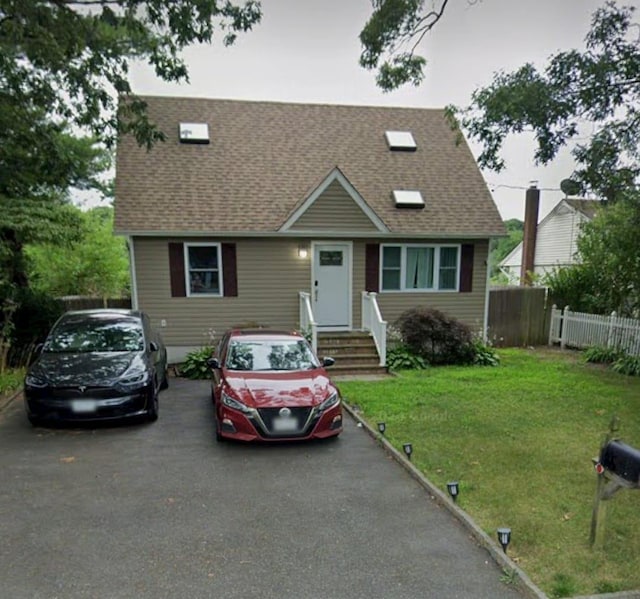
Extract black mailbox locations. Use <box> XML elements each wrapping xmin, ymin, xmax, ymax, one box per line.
<box><xmin>600</xmin><ymin>440</ymin><xmax>640</xmax><ymax>484</ymax></box>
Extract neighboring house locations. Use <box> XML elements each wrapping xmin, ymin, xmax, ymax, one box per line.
<box><xmin>500</xmin><ymin>198</ymin><xmax>599</xmax><ymax>285</ymax></box>
<box><xmin>114</xmin><ymin>96</ymin><xmax>505</xmax><ymax>362</ymax></box>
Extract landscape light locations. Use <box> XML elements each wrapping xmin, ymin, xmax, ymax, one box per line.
<box><xmin>497</xmin><ymin>528</ymin><xmax>512</xmax><ymax>553</ymax></box>
<box><xmin>377</xmin><ymin>422</ymin><xmax>386</xmax><ymax>435</ymax></box>
<box><xmin>403</xmin><ymin>443</ymin><xmax>413</xmax><ymax>460</ymax></box>
<box><xmin>446</xmin><ymin>481</ymin><xmax>460</xmax><ymax>503</ymax></box>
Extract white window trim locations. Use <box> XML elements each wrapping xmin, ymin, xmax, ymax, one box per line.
<box><xmin>184</xmin><ymin>242</ymin><xmax>224</xmax><ymax>298</ymax></box>
<box><xmin>380</xmin><ymin>243</ymin><xmax>461</xmax><ymax>293</ymax></box>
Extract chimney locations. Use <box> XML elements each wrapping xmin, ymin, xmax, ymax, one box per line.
<box><xmin>520</xmin><ymin>182</ymin><xmax>540</xmax><ymax>286</ymax></box>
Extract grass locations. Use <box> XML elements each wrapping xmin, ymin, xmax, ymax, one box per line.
<box><xmin>337</xmin><ymin>348</ymin><xmax>640</xmax><ymax>597</ymax></box>
<box><xmin>0</xmin><ymin>367</ymin><xmax>24</xmax><ymax>400</ymax></box>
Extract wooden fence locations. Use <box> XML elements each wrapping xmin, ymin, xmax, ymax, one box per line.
<box><xmin>549</xmin><ymin>306</ymin><xmax>640</xmax><ymax>356</ymax></box>
<box><xmin>59</xmin><ymin>297</ymin><xmax>132</xmax><ymax>311</ymax></box>
<box><xmin>487</xmin><ymin>287</ymin><xmax>551</xmax><ymax>347</ymax></box>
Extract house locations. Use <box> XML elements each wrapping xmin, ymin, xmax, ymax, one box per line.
<box><xmin>499</xmin><ymin>198</ymin><xmax>599</xmax><ymax>285</ymax></box>
<box><xmin>114</xmin><ymin>96</ymin><xmax>505</xmax><ymax>364</ymax></box>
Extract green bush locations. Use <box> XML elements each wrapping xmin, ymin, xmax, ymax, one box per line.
<box><xmin>583</xmin><ymin>345</ymin><xmax>625</xmax><ymax>364</ymax></box>
<box><xmin>395</xmin><ymin>307</ymin><xmax>475</xmax><ymax>366</ymax></box>
<box><xmin>612</xmin><ymin>354</ymin><xmax>640</xmax><ymax>377</ymax></box>
<box><xmin>180</xmin><ymin>346</ymin><xmax>215</xmax><ymax>379</ymax></box>
<box><xmin>386</xmin><ymin>345</ymin><xmax>427</xmax><ymax>371</ymax></box>
<box><xmin>471</xmin><ymin>338</ymin><xmax>500</xmax><ymax>366</ymax></box>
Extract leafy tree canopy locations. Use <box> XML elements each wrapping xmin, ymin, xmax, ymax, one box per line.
<box><xmin>545</xmin><ymin>195</ymin><xmax>640</xmax><ymax>315</ymax></box>
<box><xmin>0</xmin><ymin>0</ymin><xmax>262</xmax><ymax>148</ymax></box>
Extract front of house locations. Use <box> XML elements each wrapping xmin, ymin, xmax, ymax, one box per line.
<box><xmin>115</xmin><ymin>97</ymin><xmax>505</xmax><ymax>363</ymax></box>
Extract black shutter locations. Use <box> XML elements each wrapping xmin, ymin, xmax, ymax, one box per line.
<box><xmin>168</xmin><ymin>243</ymin><xmax>186</xmax><ymax>297</ymax></box>
<box><xmin>459</xmin><ymin>244</ymin><xmax>474</xmax><ymax>293</ymax></box>
<box><xmin>365</xmin><ymin>244</ymin><xmax>380</xmax><ymax>292</ymax></box>
<box><xmin>222</xmin><ymin>243</ymin><xmax>238</xmax><ymax>297</ymax></box>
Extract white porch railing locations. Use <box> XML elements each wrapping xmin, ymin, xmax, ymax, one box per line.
<box><xmin>298</xmin><ymin>292</ymin><xmax>318</xmax><ymax>356</ymax></box>
<box><xmin>361</xmin><ymin>291</ymin><xmax>387</xmax><ymax>366</ymax></box>
<box><xmin>549</xmin><ymin>305</ymin><xmax>640</xmax><ymax>356</ymax></box>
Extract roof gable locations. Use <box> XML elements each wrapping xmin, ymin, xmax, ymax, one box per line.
<box><xmin>280</xmin><ymin>168</ymin><xmax>388</xmax><ymax>233</ymax></box>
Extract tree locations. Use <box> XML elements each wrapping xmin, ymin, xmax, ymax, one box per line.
<box><xmin>489</xmin><ymin>219</ymin><xmax>523</xmax><ymax>279</ymax></box>
<box><xmin>1</xmin><ymin>0</ymin><xmax>261</xmax><ymax>148</ymax></box>
<box><xmin>455</xmin><ymin>2</ymin><xmax>640</xmax><ymax>201</ymax></box>
<box><xmin>26</xmin><ymin>206</ymin><xmax>130</xmax><ymax>300</ymax></box>
<box><xmin>359</xmin><ymin>0</ymin><xmax>451</xmax><ymax>91</ymax></box>
<box><xmin>545</xmin><ymin>195</ymin><xmax>640</xmax><ymax>316</ymax></box>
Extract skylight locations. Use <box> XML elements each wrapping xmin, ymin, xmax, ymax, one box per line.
<box><xmin>393</xmin><ymin>190</ymin><xmax>424</xmax><ymax>208</ymax></box>
<box><xmin>385</xmin><ymin>131</ymin><xmax>417</xmax><ymax>151</ymax></box>
<box><xmin>179</xmin><ymin>123</ymin><xmax>210</xmax><ymax>144</ymax></box>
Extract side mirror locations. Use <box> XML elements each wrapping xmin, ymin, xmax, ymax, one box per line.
<box><xmin>207</xmin><ymin>357</ymin><xmax>220</xmax><ymax>369</ymax></box>
<box><xmin>34</xmin><ymin>343</ymin><xmax>44</xmax><ymax>355</ymax></box>
<box><xmin>149</xmin><ymin>341</ymin><xmax>159</xmax><ymax>352</ymax></box>
<box><xmin>322</xmin><ymin>357</ymin><xmax>335</xmax><ymax>368</ymax></box>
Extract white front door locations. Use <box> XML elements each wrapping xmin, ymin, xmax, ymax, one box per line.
<box><xmin>312</xmin><ymin>242</ymin><xmax>351</xmax><ymax>329</ymax></box>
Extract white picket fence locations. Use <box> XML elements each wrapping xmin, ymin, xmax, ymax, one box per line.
<box><xmin>549</xmin><ymin>305</ymin><xmax>640</xmax><ymax>356</ymax></box>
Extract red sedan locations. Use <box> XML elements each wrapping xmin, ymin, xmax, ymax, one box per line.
<box><xmin>208</xmin><ymin>330</ymin><xmax>342</xmax><ymax>442</ymax></box>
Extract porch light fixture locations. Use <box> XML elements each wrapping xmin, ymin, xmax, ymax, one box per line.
<box><xmin>403</xmin><ymin>443</ymin><xmax>413</xmax><ymax>460</ymax></box>
<box><xmin>446</xmin><ymin>481</ymin><xmax>460</xmax><ymax>503</ymax></box>
<box><xmin>497</xmin><ymin>527</ymin><xmax>512</xmax><ymax>553</ymax></box>
<box><xmin>298</xmin><ymin>244</ymin><xmax>309</xmax><ymax>259</ymax></box>
<box><xmin>377</xmin><ymin>422</ymin><xmax>386</xmax><ymax>435</ymax></box>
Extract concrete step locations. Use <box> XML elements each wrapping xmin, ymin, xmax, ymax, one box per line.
<box><xmin>328</xmin><ymin>364</ymin><xmax>388</xmax><ymax>377</ymax></box>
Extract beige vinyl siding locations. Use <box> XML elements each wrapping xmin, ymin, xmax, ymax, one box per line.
<box><xmin>291</xmin><ymin>180</ymin><xmax>379</xmax><ymax>231</ymax></box>
<box><xmin>357</xmin><ymin>240</ymin><xmax>488</xmax><ymax>330</ymax></box>
<box><xmin>134</xmin><ymin>237</ymin><xmax>311</xmax><ymax>347</ymax></box>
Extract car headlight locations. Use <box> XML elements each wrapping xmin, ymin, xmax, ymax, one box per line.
<box><xmin>116</xmin><ymin>369</ymin><xmax>149</xmax><ymax>391</ymax></box>
<box><xmin>316</xmin><ymin>391</ymin><xmax>339</xmax><ymax>412</ymax></box>
<box><xmin>221</xmin><ymin>390</ymin><xmax>253</xmax><ymax>414</ymax></box>
<box><xmin>25</xmin><ymin>373</ymin><xmax>47</xmax><ymax>389</ymax></box>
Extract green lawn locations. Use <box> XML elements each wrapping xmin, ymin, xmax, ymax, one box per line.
<box><xmin>337</xmin><ymin>348</ymin><xmax>640</xmax><ymax>598</ymax></box>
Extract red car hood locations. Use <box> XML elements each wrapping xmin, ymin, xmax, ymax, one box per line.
<box><xmin>223</xmin><ymin>369</ymin><xmax>335</xmax><ymax>408</ymax></box>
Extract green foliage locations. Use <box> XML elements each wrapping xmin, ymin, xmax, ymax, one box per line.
<box><xmin>471</xmin><ymin>338</ymin><xmax>500</xmax><ymax>366</ymax></box>
<box><xmin>0</xmin><ymin>368</ymin><xmax>25</xmax><ymax>396</ymax></box>
<box><xmin>583</xmin><ymin>345</ymin><xmax>625</xmax><ymax>364</ymax></box>
<box><xmin>545</xmin><ymin>197</ymin><xmax>640</xmax><ymax>316</ymax></box>
<box><xmin>386</xmin><ymin>344</ymin><xmax>427</xmax><ymax>371</ymax></box>
<box><xmin>26</xmin><ymin>206</ymin><xmax>130</xmax><ymax>298</ymax></box>
<box><xmin>180</xmin><ymin>346</ymin><xmax>215</xmax><ymax>380</ymax></box>
<box><xmin>359</xmin><ymin>0</ymin><xmax>446</xmax><ymax>91</ymax></box>
<box><xmin>490</xmin><ymin>219</ymin><xmax>523</xmax><ymax>278</ymax></box>
<box><xmin>455</xmin><ymin>3</ymin><xmax>640</xmax><ymax>201</ymax></box>
<box><xmin>0</xmin><ymin>0</ymin><xmax>262</xmax><ymax>148</ymax></box>
<box><xmin>551</xmin><ymin>573</ymin><xmax>578</xmax><ymax>598</ymax></box>
<box><xmin>395</xmin><ymin>307</ymin><xmax>475</xmax><ymax>365</ymax></box>
<box><xmin>612</xmin><ymin>354</ymin><xmax>640</xmax><ymax>377</ymax></box>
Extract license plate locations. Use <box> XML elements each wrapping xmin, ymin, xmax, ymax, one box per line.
<box><xmin>71</xmin><ymin>399</ymin><xmax>97</xmax><ymax>413</ymax></box>
<box><xmin>272</xmin><ymin>416</ymin><xmax>298</xmax><ymax>432</ymax></box>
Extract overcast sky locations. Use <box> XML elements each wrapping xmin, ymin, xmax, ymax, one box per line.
<box><xmin>131</xmin><ymin>0</ymin><xmax>611</xmax><ymax>222</ymax></box>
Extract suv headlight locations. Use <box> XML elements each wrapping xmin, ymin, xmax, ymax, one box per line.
<box><xmin>316</xmin><ymin>391</ymin><xmax>339</xmax><ymax>412</ymax></box>
<box><xmin>25</xmin><ymin>373</ymin><xmax>47</xmax><ymax>389</ymax></box>
<box><xmin>221</xmin><ymin>390</ymin><xmax>253</xmax><ymax>414</ymax></box>
<box><xmin>116</xmin><ymin>369</ymin><xmax>149</xmax><ymax>391</ymax></box>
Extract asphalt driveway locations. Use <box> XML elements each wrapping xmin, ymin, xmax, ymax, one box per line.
<box><xmin>0</xmin><ymin>379</ymin><xmax>527</xmax><ymax>599</ymax></box>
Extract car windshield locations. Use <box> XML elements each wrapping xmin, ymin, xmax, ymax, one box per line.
<box><xmin>225</xmin><ymin>338</ymin><xmax>319</xmax><ymax>371</ymax></box>
<box><xmin>44</xmin><ymin>316</ymin><xmax>144</xmax><ymax>353</ymax></box>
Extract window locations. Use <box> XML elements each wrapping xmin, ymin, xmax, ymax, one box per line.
<box><xmin>185</xmin><ymin>243</ymin><xmax>222</xmax><ymax>296</ymax></box>
<box><xmin>381</xmin><ymin>245</ymin><xmax>459</xmax><ymax>291</ymax></box>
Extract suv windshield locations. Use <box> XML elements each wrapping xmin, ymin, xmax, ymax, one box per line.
<box><xmin>225</xmin><ymin>338</ymin><xmax>318</xmax><ymax>371</ymax></box>
<box><xmin>45</xmin><ymin>317</ymin><xmax>144</xmax><ymax>353</ymax></box>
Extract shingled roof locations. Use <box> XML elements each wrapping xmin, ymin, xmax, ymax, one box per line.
<box><xmin>114</xmin><ymin>96</ymin><xmax>505</xmax><ymax>238</ymax></box>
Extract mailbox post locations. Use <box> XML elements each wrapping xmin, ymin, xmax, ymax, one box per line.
<box><xmin>590</xmin><ymin>417</ymin><xmax>640</xmax><ymax>548</ymax></box>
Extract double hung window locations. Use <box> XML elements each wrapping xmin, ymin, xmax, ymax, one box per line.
<box><xmin>185</xmin><ymin>243</ymin><xmax>222</xmax><ymax>296</ymax></box>
<box><xmin>381</xmin><ymin>245</ymin><xmax>459</xmax><ymax>291</ymax></box>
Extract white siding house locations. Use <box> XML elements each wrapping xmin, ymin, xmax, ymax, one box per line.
<box><xmin>500</xmin><ymin>199</ymin><xmax>599</xmax><ymax>284</ymax></box>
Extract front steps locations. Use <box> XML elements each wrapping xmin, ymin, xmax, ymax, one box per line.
<box><xmin>317</xmin><ymin>331</ymin><xmax>388</xmax><ymax>377</ymax></box>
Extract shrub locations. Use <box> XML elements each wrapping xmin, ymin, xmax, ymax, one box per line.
<box><xmin>612</xmin><ymin>354</ymin><xmax>640</xmax><ymax>377</ymax></box>
<box><xmin>471</xmin><ymin>337</ymin><xmax>500</xmax><ymax>366</ymax></box>
<box><xmin>395</xmin><ymin>307</ymin><xmax>475</xmax><ymax>365</ymax></box>
<box><xmin>583</xmin><ymin>345</ymin><xmax>625</xmax><ymax>364</ymax></box>
<box><xmin>179</xmin><ymin>346</ymin><xmax>215</xmax><ymax>379</ymax></box>
<box><xmin>386</xmin><ymin>345</ymin><xmax>427</xmax><ymax>371</ymax></box>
